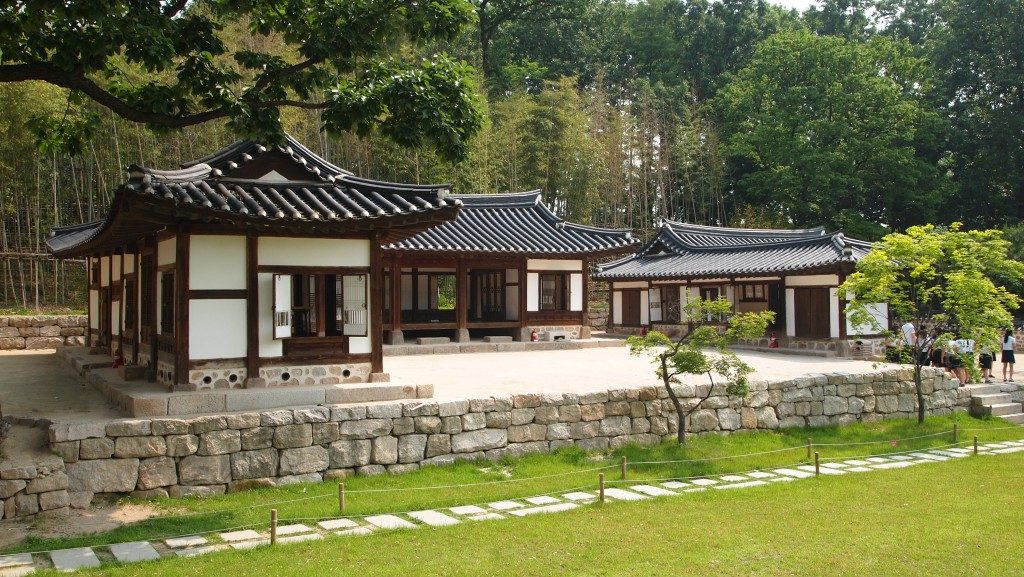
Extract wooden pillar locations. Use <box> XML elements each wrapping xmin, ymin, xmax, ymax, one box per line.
<box><xmin>370</xmin><ymin>234</ymin><xmax>385</xmax><ymax>373</ymax></box>
<box><xmin>246</xmin><ymin>235</ymin><xmax>259</xmax><ymax>384</ymax></box>
<box><xmin>389</xmin><ymin>256</ymin><xmax>402</xmax><ymax>344</ymax></box>
<box><xmin>106</xmin><ymin>250</ymin><xmax>113</xmax><ymax>352</ymax></box>
<box><xmin>837</xmin><ymin>270</ymin><xmax>848</xmax><ymax>340</ymax></box>
<box><xmin>606</xmin><ymin>279</ymin><xmax>613</xmax><ymax>330</ymax></box>
<box><xmin>581</xmin><ymin>258</ymin><xmax>591</xmax><ymax>338</ymax></box>
<box><xmin>455</xmin><ymin>257</ymin><xmax>469</xmax><ymax>342</ymax></box>
<box><xmin>174</xmin><ymin>230</ymin><xmax>190</xmax><ymax>389</ymax></box>
<box><xmin>518</xmin><ymin>258</ymin><xmax>528</xmax><ymax>341</ymax></box>
<box><xmin>147</xmin><ymin>237</ymin><xmax>159</xmax><ymax>381</ymax></box>
<box><xmin>85</xmin><ymin>256</ymin><xmax>92</xmax><ymax>347</ymax></box>
<box><xmin>133</xmin><ymin>246</ymin><xmax>141</xmax><ymax>365</ymax></box>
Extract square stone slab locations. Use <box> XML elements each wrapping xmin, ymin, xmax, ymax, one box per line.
<box><xmin>629</xmin><ymin>485</ymin><xmax>677</xmax><ymax>497</ymax></box>
<box><xmin>910</xmin><ymin>452</ymin><xmax>947</xmax><ymax>461</ymax></box>
<box><xmin>871</xmin><ymin>461</ymin><xmax>914</xmax><ymax>469</ymax></box>
<box><xmin>407</xmin><ymin>510</ymin><xmax>460</xmax><ymax>527</ymax></box>
<box><xmin>279</xmin><ymin>534</ymin><xmax>323</xmax><ymax>545</ymax></box>
<box><xmin>796</xmin><ymin>465</ymin><xmax>845</xmax><ymax>475</ymax></box>
<box><xmin>175</xmin><ymin>546</ymin><xmax>223</xmax><ymax>558</ymax></box>
<box><xmin>365</xmin><ymin>514</ymin><xmax>417</xmax><ymax>530</ymax></box>
<box><xmin>275</xmin><ymin>524</ymin><xmax>313</xmax><ymax>536</ymax></box>
<box><xmin>888</xmin><ymin>455</ymin><xmax>914</xmax><ymax>462</ymax></box>
<box><xmin>602</xmin><ymin>488</ymin><xmax>646</xmax><ymax>501</ymax></box>
<box><xmin>684</xmin><ymin>487</ymin><xmax>707</xmax><ymax>492</ymax></box>
<box><xmin>109</xmin><ymin>541</ymin><xmax>160</xmax><ymax>563</ymax></box>
<box><xmin>719</xmin><ymin>475</ymin><xmax>748</xmax><ymax>482</ymax></box>
<box><xmin>220</xmin><ymin>530</ymin><xmax>263</xmax><ymax>543</ymax></box>
<box><xmin>0</xmin><ymin>566</ymin><xmax>35</xmax><ymax>576</ymax></box>
<box><xmin>844</xmin><ymin>460</ymin><xmax>871</xmax><ymax>466</ymax></box>
<box><xmin>714</xmin><ymin>480</ymin><xmax>767</xmax><ymax>489</ymax></box>
<box><xmin>846</xmin><ymin>467</ymin><xmax>873</xmax><ymax>473</ymax></box>
<box><xmin>318</xmin><ymin>519</ymin><xmax>360</xmax><ymax>530</ymax></box>
<box><xmin>745</xmin><ymin>471</ymin><xmax>775</xmax><ymax>479</ymax></box>
<box><xmin>165</xmin><ymin>536</ymin><xmax>208</xmax><ymax>548</ymax></box>
<box><xmin>507</xmin><ymin>503</ymin><xmax>577</xmax><ymax>517</ymax></box>
<box><xmin>467</xmin><ymin>513</ymin><xmax>505</xmax><ymax>521</ymax></box>
<box><xmin>768</xmin><ymin>476</ymin><xmax>795</xmax><ymax>482</ymax></box>
<box><xmin>0</xmin><ymin>554</ymin><xmax>33</xmax><ymax>569</ymax></box>
<box><xmin>50</xmin><ymin>548</ymin><xmax>101</xmax><ymax>572</ymax></box>
<box><xmin>689</xmin><ymin>478</ymin><xmax>719</xmax><ymax>486</ymax></box>
<box><xmin>336</xmin><ymin>527</ymin><xmax>374</xmax><ymax>537</ymax></box>
<box><xmin>865</xmin><ymin>457</ymin><xmax>891</xmax><ymax>463</ymax></box>
<box><xmin>562</xmin><ymin>492</ymin><xmax>596</xmax><ymax>501</ymax></box>
<box><xmin>488</xmin><ymin>500</ymin><xmax>524</xmax><ymax>511</ymax></box>
<box><xmin>524</xmin><ymin>496</ymin><xmax>561</xmax><ymax>505</ymax></box>
<box><xmin>773</xmin><ymin>468</ymin><xmax>814</xmax><ymax>479</ymax></box>
<box><xmin>820</xmin><ymin>462</ymin><xmax>850</xmax><ymax>468</ymax></box>
<box><xmin>660</xmin><ymin>481</ymin><xmax>689</xmax><ymax>489</ymax></box>
<box><xmin>449</xmin><ymin>505</ymin><xmax>488</xmax><ymax>516</ymax></box>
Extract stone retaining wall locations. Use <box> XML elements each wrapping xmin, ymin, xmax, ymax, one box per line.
<box><xmin>0</xmin><ymin>454</ymin><xmax>70</xmax><ymax>519</ymax></box>
<box><xmin>0</xmin><ymin>315</ymin><xmax>87</xmax><ymax>350</ymax></box>
<box><xmin>45</xmin><ymin>367</ymin><xmax>965</xmax><ymax>509</ymax></box>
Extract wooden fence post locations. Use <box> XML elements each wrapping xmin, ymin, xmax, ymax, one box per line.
<box><xmin>953</xmin><ymin>424</ymin><xmax>958</xmax><ymax>444</ymax></box>
<box><xmin>599</xmin><ymin>473</ymin><xmax>605</xmax><ymax>504</ymax></box>
<box><xmin>973</xmin><ymin>436</ymin><xmax>978</xmax><ymax>456</ymax></box>
<box><xmin>814</xmin><ymin>452</ymin><xmax>820</xmax><ymax>477</ymax></box>
<box><xmin>339</xmin><ymin>482</ymin><xmax>345</xmax><ymax>514</ymax></box>
<box><xmin>806</xmin><ymin>438</ymin><xmax>812</xmax><ymax>460</ymax></box>
<box><xmin>270</xmin><ymin>509</ymin><xmax>278</xmax><ymax>546</ymax></box>
<box><xmin>620</xmin><ymin>456</ymin><xmax>627</xmax><ymax>481</ymax></box>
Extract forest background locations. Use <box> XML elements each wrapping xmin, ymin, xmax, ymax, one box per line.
<box><xmin>1</xmin><ymin>0</ymin><xmax>1023</xmax><ymax>310</ymax></box>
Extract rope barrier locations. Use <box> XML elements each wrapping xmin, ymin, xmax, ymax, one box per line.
<box><xmin>809</xmin><ymin>429</ymin><xmax>954</xmax><ymax>446</ymax></box>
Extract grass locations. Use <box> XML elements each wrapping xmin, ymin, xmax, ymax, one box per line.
<box><xmin>43</xmin><ymin>433</ymin><xmax>1024</xmax><ymax>576</ymax></box>
<box><xmin>4</xmin><ymin>414</ymin><xmax>1021</xmax><ymax>560</ymax></box>
<box><xmin>0</xmin><ymin>306</ymin><xmax>85</xmax><ymax>316</ymax></box>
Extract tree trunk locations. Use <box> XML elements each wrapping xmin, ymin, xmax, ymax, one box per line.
<box><xmin>661</xmin><ymin>354</ymin><xmax>688</xmax><ymax>445</ymax></box>
<box><xmin>915</xmin><ymin>359</ymin><xmax>925</xmax><ymax>424</ymax></box>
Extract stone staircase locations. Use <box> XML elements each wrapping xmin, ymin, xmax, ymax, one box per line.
<box><xmin>965</xmin><ymin>383</ymin><xmax>1024</xmax><ymax>424</ymax></box>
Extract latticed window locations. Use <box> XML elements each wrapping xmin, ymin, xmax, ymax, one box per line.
<box><xmin>124</xmin><ymin>278</ymin><xmax>136</xmax><ymax>328</ymax></box>
<box><xmin>540</xmin><ymin>273</ymin><xmax>568</xmax><ymax>311</ymax></box>
<box><xmin>160</xmin><ymin>272</ymin><xmax>174</xmax><ymax>334</ymax></box>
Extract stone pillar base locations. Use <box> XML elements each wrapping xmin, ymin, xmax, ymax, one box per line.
<box><xmin>579</xmin><ymin>326</ymin><xmax>592</xmax><ymax>339</ymax></box>
<box><xmin>369</xmin><ymin>372</ymin><xmax>391</xmax><ymax>383</ymax></box>
<box><xmin>454</xmin><ymin>328</ymin><xmax>470</xmax><ymax>343</ymax></box>
<box><xmin>244</xmin><ymin>377</ymin><xmax>268</xmax><ymax>389</ymax></box>
<box><xmin>517</xmin><ymin>327</ymin><xmax>532</xmax><ymax>342</ymax></box>
<box><xmin>389</xmin><ymin>330</ymin><xmax>404</xmax><ymax>345</ymax></box>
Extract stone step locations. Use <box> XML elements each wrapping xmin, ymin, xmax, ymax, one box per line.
<box><xmin>483</xmin><ymin>336</ymin><xmax>513</xmax><ymax>343</ymax></box>
<box><xmin>978</xmin><ymin>403</ymin><xmax>1024</xmax><ymax>417</ymax></box>
<box><xmin>999</xmin><ymin>412</ymin><xmax>1024</xmax><ymax>425</ymax></box>
<box><xmin>963</xmin><ymin>383</ymin><xmax>1004</xmax><ymax>396</ymax></box>
<box><xmin>970</xmin><ymin>393</ymin><xmax>1012</xmax><ymax>405</ymax></box>
<box><xmin>416</xmin><ymin>337</ymin><xmax>450</xmax><ymax>345</ymax></box>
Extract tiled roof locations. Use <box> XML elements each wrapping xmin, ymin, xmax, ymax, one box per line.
<box><xmin>46</xmin><ymin>136</ymin><xmax>458</xmax><ymax>257</ymax></box>
<box><xmin>593</xmin><ymin>221</ymin><xmax>871</xmax><ymax>280</ymax></box>
<box><xmin>385</xmin><ymin>191</ymin><xmax>637</xmax><ymax>256</ymax></box>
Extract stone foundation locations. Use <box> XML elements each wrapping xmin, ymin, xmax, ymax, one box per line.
<box><xmin>47</xmin><ymin>366</ymin><xmax>965</xmax><ymax>507</ymax></box>
<box><xmin>254</xmin><ymin>362</ymin><xmax>373</xmax><ymax>388</ymax></box>
<box><xmin>0</xmin><ymin>315</ymin><xmax>86</xmax><ymax>350</ymax></box>
<box><xmin>0</xmin><ymin>453</ymin><xmax>70</xmax><ymax>520</ymax></box>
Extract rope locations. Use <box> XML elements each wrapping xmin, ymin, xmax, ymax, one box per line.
<box><xmin>817</xmin><ymin>441</ymin><xmax>969</xmax><ymax>462</ymax></box>
<box><xmin>809</xmin><ymin>430</ymin><xmax>954</xmax><ymax>446</ymax></box>
<box><xmin>627</xmin><ymin>445</ymin><xmax>804</xmax><ymax>465</ymax></box>
<box><xmin>341</xmin><ymin>465</ymin><xmax>617</xmax><ymax>494</ymax></box>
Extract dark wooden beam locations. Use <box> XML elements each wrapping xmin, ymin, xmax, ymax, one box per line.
<box><xmin>390</xmin><ymin>255</ymin><xmax>401</xmax><ymax>333</ymax></box>
<box><xmin>456</xmin><ymin>257</ymin><xmax>468</xmax><ymax>332</ymax></box>
<box><xmin>189</xmin><ymin>289</ymin><xmax>248</xmax><ymax>299</ymax></box>
<box><xmin>174</xmin><ymin>230</ymin><xmax>190</xmax><ymax>389</ymax></box>
<box><xmin>246</xmin><ymin>235</ymin><xmax>259</xmax><ymax>384</ymax></box>
<box><xmin>370</xmin><ymin>233</ymin><xmax>384</xmax><ymax>373</ymax></box>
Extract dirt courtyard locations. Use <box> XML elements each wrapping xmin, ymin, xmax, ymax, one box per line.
<box><xmin>386</xmin><ymin>346</ymin><xmax>897</xmax><ymax>400</ymax></box>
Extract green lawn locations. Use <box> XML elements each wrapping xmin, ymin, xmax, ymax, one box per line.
<box><xmin>5</xmin><ymin>414</ymin><xmax>1021</xmax><ymax>562</ymax></box>
<box><xmin>56</xmin><ymin>438</ymin><xmax>1024</xmax><ymax>576</ymax></box>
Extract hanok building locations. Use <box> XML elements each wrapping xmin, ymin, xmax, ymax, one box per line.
<box><xmin>594</xmin><ymin>221</ymin><xmax>887</xmax><ymax>354</ymax></box>
<box><xmin>382</xmin><ymin>191</ymin><xmax>636</xmax><ymax>344</ymax></box>
<box><xmin>47</xmin><ymin>137</ymin><xmax>636</xmax><ymax>392</ymax></box>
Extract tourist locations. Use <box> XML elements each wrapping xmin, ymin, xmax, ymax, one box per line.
<box><xmin>945</xmin><ymin>340</ymin><xmax>963</xmax><ymax>383</ymax></box>
<box><xmin>954</xmin><ymin>336</ymin><xmax>975</xmax><ymax>384</ymax></box>
<box><xmin>979</xmin><ymin>344</ymin><xmax>995</xmax><ymax>384</ymax></box>
<box><xmin>901</xmin><ymin>320</ymin><xmax>917</xmax><ymax>348</ymax></box>
<box><xmin>1001</xmin><ymin>328</ymin><xmax>1016</xmax><ymax>382</ymax></box>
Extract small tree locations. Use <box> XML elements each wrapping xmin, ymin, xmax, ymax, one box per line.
<box><xmin>627</xmin><ymin>298</ymin><xmax>774</xmax><ymax>445</ymax></box>
<box><xmin>840</xmin><ymin>224</ymin><xmax>1024</xmax><ymax>423</ymax></box>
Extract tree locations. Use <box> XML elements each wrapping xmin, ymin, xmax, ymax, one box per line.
<box><xmin>627</xmin><ymin>298</ymin><xmax>774</xmax><ymax>445</ymax></box>
<box><xmin>0</xmin><ymin>0</ymin><xmax>484</xmax><ymax>160</ymax></box>
<box><xmin>716</xmin><ymin>30</ymin><xmax>950</xmax><ymax>238</ymax></box>
<box><xmin>840</xmin><ymin>223</ymin><xmax>1024</xmax><ymax>423</ymax></box>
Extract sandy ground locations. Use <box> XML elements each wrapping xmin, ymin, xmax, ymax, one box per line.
<box><xmin>387</xmin><ymin>346</ymin><xmax>899</xmax><ymax>400</ymax></box>
<box><xmin>0</xmin><ymin>350</ymin><xmax>121</xmax><ymax>422</ymax></box>
<box><xmin>0</xmin><ymin>502</ymin><xmax>157</xmax><ymax>550</ymax></box>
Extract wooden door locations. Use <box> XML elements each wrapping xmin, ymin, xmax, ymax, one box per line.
<box><xmin>99</xmin><ymin>287</ymin><xmax>111</xmax><ymax>347</ymax></box>
<box><xmin>621</xmin><ymin>289</ymin><xmax>641</xmax><ymax>327</ymax></box>
<box><xmin>662</xmin><ymin>286</ymin><xmax>681</xmax><ymax>323</ymax></box>
<box><xmin>794</xmin><ymin>287</ymin><xmax>830</xmax><ymax>339</ymax></box>
<box><xmin>471</xmin><ymin>270</ymin><xmax>505</xmax><ymax>321</ymax></box>
<box><xmin>768</xmin><ymin>283</ymin><xmax>785</xmax><ymax>331</ymax></box>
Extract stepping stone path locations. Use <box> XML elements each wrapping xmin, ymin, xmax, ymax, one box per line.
<box><xmin>10</xmin><ymin>440</ymin><xmax>1021</xmax><ymax>574</ymax></box>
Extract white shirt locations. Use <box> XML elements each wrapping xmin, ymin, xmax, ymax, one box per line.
<box><xmin>901</xmin><ymin>322</ymin><xmax>916</xmax><ymax>346</ymax></box>
<box><xmin>1003</xmin><ymin>336</ymin><xmax>1016</xmax><ymax>351</ymax></box>
<box><xmin>954</xmin><ymin>339</ymin><xmax>975</xmax><ymax>353</ymax></box>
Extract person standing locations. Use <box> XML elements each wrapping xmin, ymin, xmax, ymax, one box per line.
<box><xmin>1001</xmin><ymin>328</ymin><xmax>1016</xmax><ymax>382</ymax></box>
<box><xmin>979</xmin><ymin>343</ymin><xmax>995</xmax><ymax>384</ymax></box>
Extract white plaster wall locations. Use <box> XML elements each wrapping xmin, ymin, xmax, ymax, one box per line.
<box><xmin>401</xmin><ymin>274</ymin><xmax>413</xmax><ymax>310</ymax></box>
<box><xmin>526</xmin><ymin>273</ymin><xmax>539</xmax><ymax>312</ymax></box>
<box><xmin>259</xmin><ymin>237</ymin><xmax>369</xmax><ymax>267</ymax></box>
<box><xmin>350</xmin><ymin>337</ymin><xmax>371</xmax><ymax>354</ymax></box>
<box><xmin>786</xmin><ymin>274</ymin><xmax>840</xmax><ymax>287</ymax></box>
<box><xmin>190</xmin><ymin>299</ymin><xmax>247</xmax><ymax>359</ymax></box>
<box><xmin>725</xmin><ymin>285</ymin><xmax>735</xmax><ymax>305</ymax></box>
<box><xmin>506</xmin><ymin>268</ymin><xmax>519</xmax><ymax>283</ymax></box>
<box><xmin>258</xmin><ymin>272</ymin><xmax>283</xmax><ymax>357</ymax></box>
<box><xmin>569</xmin><ymin>273</ymin><xmax>584</xmax><ymax>312</ymax></box>
<box><xmin>111</xmin><ymin>307</ymin><xmax>120</xmax><ymax>336</ymax></box>
<box><xmin>89</xmin><ymin>290</ymin><xmax>98</xmax><ymax>329</ymax></box>
<box><xmin>112</xmin><ymin>256</ymin><xmax>122</xmax><ymax>282</ymax></box>
<box><xmin>612</xmin><ymin>291</ymin><xmax>623</xmax><ymax>325</ymax></box>
<box><xmin>527</xmin><ymin>259</ymin><xmax>582</xmax><ymax>271</ymax></box>
<box><xmin>612</xmin><ymin>281</ymin><xmax>648</xmax><ymax>289</ymax></box>
<box><xmin>640</xmin><ymin>291</ymin><xmax>650</xmax><ymax>325</ymax></box>
<box><xmin>191</xmin><ymin>235</ymin><xmax>246</xmax><ymax>290</ymax></box>
<box><xmin>123</xmin><ymin>254</ymin><xmax>135</xmax><ymax>274</ymax></box>
<box><xmin>505</xmin><ymin>268</ymin><xmax>519</xmax><ymax>321</ymax></box>
<box><xmin>649</xmin><ymin>287</ymin><xmax>662</xmax><ymax>322</ymax></box>
<box><xmin>829</xmin><ymin>288</ymin><xmax>841</xmax><ymax>339</ymax></box>
<box><xmin>100</xmin><ymin>256</ymin><xmax>110</xmax><ymax>287</ymax></box>
<box><xmin>847</xmin><ymin>303</ymin><xmax>889</xmax><ymax>336</ymax></box>
<box><xmin>416</xmin><ymin>276</ymin><xmax>429</xmax><ymax>310</ymax></box>
<box><xmin>785</xmin><ymin>289</ymin><xmax>796</xmax><ymax>337</ymax></box>
<box><xmin>158</xmin><ymin>237</ymin><xmax>176</xmax><ymax>266</ymax></box>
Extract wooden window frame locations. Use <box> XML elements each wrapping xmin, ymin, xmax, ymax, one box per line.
<box><xmin>539</xmin><ymin>272</ymin><xmax>570</xmax><ymax>312</ymax></box>
<box><xmin>740</xmin><ymin>283</ymin><xmax>767</xmax><ymax>302</ymax></box>
<box><xmin>159</xmin><ymin>271</ymin><xmax>175</xmax><ymax>335</ymax></box>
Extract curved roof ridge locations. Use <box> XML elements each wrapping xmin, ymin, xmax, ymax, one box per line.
<box><xmin>337</xmin><ymin>173</ymin><xmax>451</xmax><ymax>191</ymax></box>
<box><xmin>664</xmin><ymin>219</ymin><xmax>827</xmax><ymax>236</ymax></box>
<box><xmin>451</xmin><ymin>190</ymin><xmax>542</xmax><ymax>205</ymax></box>
<box><xmin>128</xmin><ymin>163</ymin><xmax>213</xmax><ymax>183</ymax></box>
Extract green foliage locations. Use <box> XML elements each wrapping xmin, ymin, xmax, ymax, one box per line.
<box><xmin>0</xmin><ymin>0</ymin><xmax>484</xmax><ymax>161</ymax></box>
<box><xmin>716</xmin><ymin>29</ymin><xmax>950</xmax><ymax>238</ymax></box>
<box><xmin>627</xmin><ymin>298</ymin><xmax>774</xmax><ymax>443</ymax></box>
